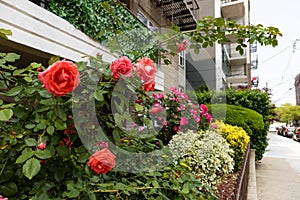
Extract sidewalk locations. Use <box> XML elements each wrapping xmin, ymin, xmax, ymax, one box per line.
<box><xmin>255</xmin><ymin>157</ymin><xmax>300</xmax><ymax>200</ymax></box>
<box><xmin>254</xmin><ymin>131</ymin><xmax>300</xmax><ymax>200</ymax></box>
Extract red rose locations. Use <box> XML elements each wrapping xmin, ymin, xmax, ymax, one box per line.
<box><xmin>110</xmin><ymin>56</ymin><xmax>133</xmax><ymax>80</ymax></box>
<box><xmin>135</xmin><ymin>57</ymin><xmax>156</xmax><ymax>82</ymax></box>
<box><xmin>88</xmin><ymin>148</ymin><xmax>116</xmax><ymax>174</ymax></box>
<box><xmin>38</xmin><ymin>60</ymin><xmax>80</xmax><ymax>96</ymax></box>
<box><xmin>142</xmin><ymin>80</ymin><xmax>155</xmax><ymax>91</ymax></box>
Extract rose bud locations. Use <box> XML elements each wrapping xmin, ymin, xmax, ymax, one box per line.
<box><xmin>37</xmin><ymin>142</ymin><xmax>45</xmax><ymax>150</ymax></box>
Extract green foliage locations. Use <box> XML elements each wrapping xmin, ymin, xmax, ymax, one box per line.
<box><xmin>48</xmin><ymin>1</ymin><xmax>282</xmax><ymax>64</ymax></box>
<box><xmin>168</xmin><ymin>130</ymin><xmax>234</xmax><ymax>187</ymax></box>
<box><xmin>207</xmin><ymin>104</ymin><xmax>266</xmax><ymax>160</ymax></box>
<box><xmin>275</xmin><ymin>103</ymin><xmax>300</xmax><ymax>123</ymax></box>
<box><xmin>197</xmin><ymin>89</ymin><xmax>272</xmax><ymax>160</ymax></box>
<box><xmin>188</xmin><ymin>16</ymin><xmax>281</xmax><ymax>55</ymax></box>
<box><xmin>0</xmin><ymin>52</ymin><xmax>216</xmax><ymax>199</ymax></box>
<box><xmin>0</xmin><ymin>28</ymin><xmax>12</xmax><ymax>39</ymax></box>
<box><xmin>213</xmin><ymin>121</ymin><xmax>250</xmax><ymax>171</ymax></box>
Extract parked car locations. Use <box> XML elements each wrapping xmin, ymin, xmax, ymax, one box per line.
<box><xmin>276</xmin><ymin>125</ymin><xmax>285</xmax><ymax>136</ymax></box>
<box><xmin>293</xmin><ymin>127</ymin><xmax>300</xmax><ymax>142</ymax></box>
<box><xmin>283</xmin><ymin>127</ymin><xmax>295</xmax><ymax>138</ymax></box>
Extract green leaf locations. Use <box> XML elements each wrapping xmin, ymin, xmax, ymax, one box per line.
<box><xmin>13</xmin><ymin>69</ymin><xmax>26</xmax><ymax>76</ymax></box>
<box><xmin>0</xmin><ymin>28</ymin><xmax>12</xmax><ymax>39</ymax></box>
<box><xmin>16</xmin><ymin>148</ymin><xmax>34</xmax><ymax>164</ymax></box>
<box><xmin>56</xmin><ymin>146</ymin><xmax>71</xmax><ymax>158</ymax></box>
<box><xmin>35</xmin><ymin>149</ymin><xmax>52</xmax><ymax>159</ymax></box>
<box><xmin>40</xmin><ymin>99</ymin><xmax>55</xmax><ymax>105</ymax></box>
<box><xmin>134</xmin><ymin>103</ymin><xmax>144</xmax><ymax>112</ymax></box>
<box><xmin>0</xmin><ymin>182</ymin><xmax>18</xmax><ymax>196</ymax></box>
<box><xmin>0</xmin><ymin>170</ymin><xmax>14</xmax><ymax>183</ymax></box>
<box><xmin>57</xmin><ymin>107</ymin><xmax>67</xmax><ymax>121</ymax></box>
<box><xmin>4</xmin><ymin>53</ymin><xmax>20</xmax><ymax>62</ymax></box>
<box><xmin>67</xmin><ymin>189</ymin><xmax>80</xmax><ymax>198</ymax></box>
<box><xmin>94</xmin><ymin>90</ymin><xmax>108</xmax><ymax>101</ymax></box>
<box><xmin>24</xmin><ymin>76</ymin><xmax>33</xmax><ymax>82</ymax></box>
<box><xmin>48</xmin><ymin>56</ymin><xmax>60</xmax><ymax>66</ymax></box>
<box><xmin>55</xmin><ymin>119</ymin><xmax>67</xmax><ymax>130</ymax></box>
<box><xmin>47</xmin><ymin>125</ymin><xmax>55</xmax><ymax>135</ymax></box>
<box><xmin>0</xmin><ymin>103</ymin><xmax>15</xmax><ymax>108</ymax></box>
<box><xmin>54</xmin><ymin>169</ymin><xmax>65</xmax><ymax>182</ymax></box>
<box><xmin>23</xmin><ymin>158</ymin><xmax>41</xmax><ymax>180</ymax></box>
<box><xmin>0</xmin><ymin>109</ymin><xmax>13</xmax><ymax>121</ymax></box>
<box><xmin>25</xmin><ymin>138</ymin><xmax>37</xmax><ymax>147</ymax></box>
<box><xmin>39</xmin><ymin>90</ymin><xmax>52</xmax><ymax>98</ymax></box>
<box><xmin>25</xmin><ymin>124</ymin><xmax>36</xmax><ymax>129</ymax></box>
<box><xmin>5</xmin><ymin>86</ymin><xmax>23</xmax><ymax>96</ymax></box>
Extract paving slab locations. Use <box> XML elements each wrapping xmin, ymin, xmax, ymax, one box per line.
<box><xmin>256</xmin><ymin>157</ymin><xmax>300</xmax><ymax>200</ymax></box>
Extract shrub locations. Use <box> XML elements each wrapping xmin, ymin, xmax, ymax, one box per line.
<box><xmin>197</xmin><ymin>89</ymin><xmax>272</xmax><ymax>160</ymax></box>
<box><xmin>208</xmin><ymin>104</ymin><xmax>266</xmax><ymax>160</ymax></box>
<box><xmin>212</xmin><ymin>121</ymin><xmax>250</xmax><ymax>171</ymax></box>
<box><xmin>168</xmin><ymin>130</ymin><xmax>234</xmax><ymax>187</ymax></box>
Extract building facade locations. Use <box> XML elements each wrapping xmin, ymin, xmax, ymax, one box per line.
<box><xmin>295</xmin><ymin>74</ymin><xmax>300</xmax><ymax>105</ymax></box>
<box><xmin>220</xmin><ymin>0</ymin><xmax>252</xmax><ymax>89</ymax></box>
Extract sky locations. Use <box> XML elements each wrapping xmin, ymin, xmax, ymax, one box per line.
<box><xmin>250</xmin><ymin>0</ymin><xmax>300</xmax><ymax>107</ymax></box>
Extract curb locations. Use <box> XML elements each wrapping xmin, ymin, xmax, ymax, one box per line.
<box><xmin>247</xmin><ymin>149</ymin><xmax>257</xmax><ymax>200</ymax></box>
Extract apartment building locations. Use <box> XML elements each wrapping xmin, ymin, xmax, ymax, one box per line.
<box><xmin>120</xmin><ymin>0</ymin><xmax>201</xmax><ymax>92</ymax></box>
<box><xmin>295</xmin><ymin>74</ymin><xmax>300</xmax><ymax>105</ymax></box>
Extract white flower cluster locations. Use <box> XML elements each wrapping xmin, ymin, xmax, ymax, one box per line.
<box><xmin>167</xmin><ymin>130</ymin><xmax>199</xmax><ymax>164</ymax></box>
<box><xmin>168</xmin><ymin>129</ymin><xmax>234</xmax><ymax>187</ymax></box>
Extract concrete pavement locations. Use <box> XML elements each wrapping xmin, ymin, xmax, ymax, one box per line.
<box><xmin>255</xmin><ymin>132</ymin><xmax>300</xmax><ymax>200</ymax></box>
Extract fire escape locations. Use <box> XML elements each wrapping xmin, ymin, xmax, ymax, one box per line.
<box><xmin>152</xmin><ymin>0</ymin><xmax>199</xmax><ymax>31</ymax></box>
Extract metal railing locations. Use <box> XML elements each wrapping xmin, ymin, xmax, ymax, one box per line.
<box><xmin>221</xmin><ymin>0</ymin><xmax>239</xmax><ymax>3</ymax></box>
<box><xmin>28</xmin><ymin>0</ymin><xmax>50</xmax><ymax>9</ymax></box>
<box><xmin>232</xmin><ymin>142</ymin><xmax>251</xmax><ymax>200</ymax></box>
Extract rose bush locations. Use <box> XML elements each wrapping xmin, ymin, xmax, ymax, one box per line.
<box><xmin>0</xmin><ymin>9</ymin><xmax>282</xmax><ymax>198</ymax></box>
<box><xmin>0</xmin><ymin>51</ymin><xmax>217</xmax><ymax>199</ymax></box>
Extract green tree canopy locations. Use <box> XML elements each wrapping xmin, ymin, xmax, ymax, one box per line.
<box><xmin>275</xmin><ymin>103</ymin><xmax>300</xmax><ymax>123</ymax></box>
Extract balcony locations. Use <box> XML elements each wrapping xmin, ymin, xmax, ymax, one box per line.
<box><xmin>223</xmin><ymin>43</ymin><xmax>247</xmax><ymax>66</ymax></box>
<box><xmin>221</xmin><ymin>0</ymin><xmax>245</xmax><ymax>19</ymax></box>
<box><xmin>153</xmin><ymin>0</ymin><xmax>199</xmax><ymax>31</ymax></box>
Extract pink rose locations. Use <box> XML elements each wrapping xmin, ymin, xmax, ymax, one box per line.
<box><xmin>38</xmin><ymin>60</ymin><xmax>80</xmax><ymax>96</ymax></box>
<box><xmin>110</xmin><ymin>56</ymin><xmax>133</xmax><ymax>80</ymax></box>
<box><xmin>200</xmin><ymin>104</ymin><xmax>209</xmax><ymax>113</ymax></box>
<box><xmin>163</xmin><ymin>121</ymin><xmax>168</xmax><ymax>126</ymax></box>
<box><xmin>176</xmin><ymin>39</ymin><xmax>189</xmax><ymax>53</ymax></box>
<box><xmin>180</xmin><ymin>117</ymin><xmax>189</xmax><ymax>126</ymax></box>
<box><xmin>150</xmin><ymin>104</ymin><xmax>163</xmax><ymax>114</ymax></box>
<box><xmin>135</xmin><ymin>57</ymin><xmax>156</xmax><ymax>82</ymax></box>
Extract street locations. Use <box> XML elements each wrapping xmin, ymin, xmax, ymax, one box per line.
<box><xmin>256</xmin><ymin>131</ymin><xmax>300</xmax><ymax>200</ymax></box>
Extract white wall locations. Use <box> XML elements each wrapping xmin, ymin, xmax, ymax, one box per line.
<box><xmin>0</xmin><ymin>0</ymin><xmax>115</xmax><ymax>63</ymax></box>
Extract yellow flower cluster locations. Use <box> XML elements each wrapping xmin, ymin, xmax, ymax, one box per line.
<box><xmin>212</xmin><ymin>121</ymin><xmax>250</xmax><ymax>171</ymax></box>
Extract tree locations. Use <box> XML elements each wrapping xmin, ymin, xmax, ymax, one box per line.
<box><xmin>275</xmin><ymin>103</ymin><xmax>300</xmax><ymax>124</ymax></box>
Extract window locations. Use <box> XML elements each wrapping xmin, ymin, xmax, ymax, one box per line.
<box><xmin>137</xmin><ymin>11</ymin><xmax>158</xmax><ymax>32</ymax></box>
<box><xmin>179</xmin><ymin>51</ymin><xmax>185</xmax><ymax>67</ymax></box>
